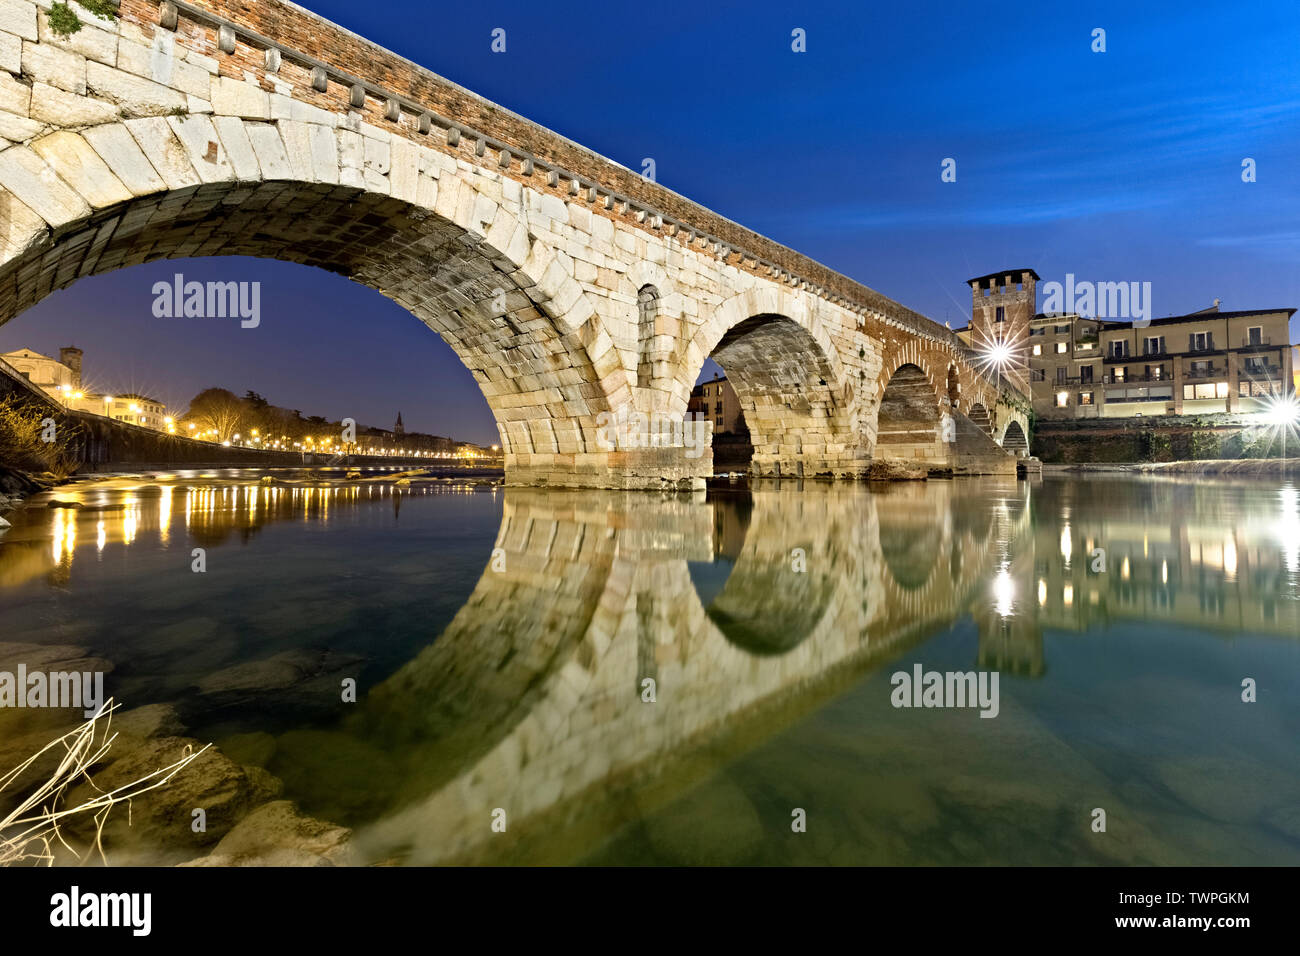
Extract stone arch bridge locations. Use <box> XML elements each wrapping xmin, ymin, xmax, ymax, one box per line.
<box><xmin>0</xmin><ymin>0</ymin><xmax>1028</xmax><ymax>487</ymax></box>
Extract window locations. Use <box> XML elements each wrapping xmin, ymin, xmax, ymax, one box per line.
<box><xmin>1054</xmin><ymin>325</ymin><xmax>1070</xmax><ymax>334</ymax></box>
<box><xmin>1109</xmin><ymin>340</ymin><xmax>1127</xmax><ymax>358</ymax></box>
<box><xmin>1080</xmin><ymin>366</ymin><xmax>1093</xmax><ymax>384</ymax></box>
<box><xmin>995</xmin><ymin>306</ymin><xmax>1005</xmax><ymax>323</ymax></box>
<box><xmin>1080</xmin><ymin>391</ymin><xmax>1094</xmax><ymax>405</ymax></box>
<box><xmin>1056</xmin><ymin>367</ymin><xmax>1066</xmax><ymax>383</ymax></box>
<box><xmin>1032</xmin><ymin>344</ymin><xmax>1042</xmax><ymax>356</ymax></box>
<box><xmin>1056</xmin><ymin>342</ymin><xmax>1068</xmax><ymax>354</ymax></box>
<box><xmin>1216</xmin><ymin>381</ymin><xmax>1229</xmax><ymax>398</ymax></box>
<box><xmin>1143</xmin><ymin>336</ymin><xmax>1165</xmax><ymax>355</ymax></box>
<box><xmin>1185</xmin><ymin>383</ymin><xmax>1218</xmax><ymax>400</ymax></box>
<box><xmin>1113</xmin><ymin>368</ymin><xmax>1126</xmax><ymax>382</ymax></box>
<box><xmin>636</xmin><ymin>285</ymin><xmax>659</xmax><ymax>387</ymax></box>
<box><xmin>1190</xmin><ymin>331</ymin><xmax>1210</xmax><ymax>351</ymax></box>
<box><xmin>1247</xmin><ymin>326</ymin><xmax>1262</xmax><ymax>345</ymax></box>
<box><xmin>1055</xmin><ymin>391</ymin><xmax>1069</xmax><ymax>407</ymax></box>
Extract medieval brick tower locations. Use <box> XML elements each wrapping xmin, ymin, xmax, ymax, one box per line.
<box><xmin>59</xmin><ymin>346</ymin><xmax>83</xmax><ymax>387</ymax></box>
<box><xmin>968</xmin><ymin>269</ymin><xmax>1036</xmax><ymax>394</ymax></box>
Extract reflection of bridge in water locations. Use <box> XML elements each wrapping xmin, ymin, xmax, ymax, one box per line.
<box><xmin>343</xmin><ymin>480</ymin><xmax>1026</xmax><ymax>864</ymax></box>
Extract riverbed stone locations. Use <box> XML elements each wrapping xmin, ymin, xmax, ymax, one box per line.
<box><xmin>179</xmin><ymin>800</ymin><xmax>352</xmax><ymax>866</ymax></box>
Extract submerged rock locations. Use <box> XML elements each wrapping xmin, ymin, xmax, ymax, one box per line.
<box><xmin>64</xmin><ymin>736</ymin><xmax>282</xmax><ymax>860</ymax></box>
<box><xmin>179</xmin><ymin>800</ymin><xmax>352</xmax><ymax>867</ymax></box>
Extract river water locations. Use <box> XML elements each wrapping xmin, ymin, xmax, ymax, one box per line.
<box><xmin>0</xmin><ymin>470</ymin><xmax>1297</xmax><ymax>865</ymax></box>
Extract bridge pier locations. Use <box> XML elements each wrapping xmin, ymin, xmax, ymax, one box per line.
<box><xmin>505</xmin><ymin>446</ymin><xmax>713</xmax><ymax>490</ymax></box>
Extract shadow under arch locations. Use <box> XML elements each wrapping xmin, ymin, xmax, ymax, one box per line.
<box><xmin>688</xmin><ymin>488</ymin><xmax>841</xmax><ymax>656</ymax></box>
<box><xmin>1</xmin><ymin>162</ymin><xmax>624</xmax><ymax>468</ymax></box>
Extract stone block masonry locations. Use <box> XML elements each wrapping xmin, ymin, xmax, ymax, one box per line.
<box><xmin>0</xmin><ymin>0</ymin><xmax>1029</xmax><ymax>488</ymax></box>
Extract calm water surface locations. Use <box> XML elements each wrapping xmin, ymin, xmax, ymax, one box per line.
<box><xmin>1</xmin><ymin>470</ymin><xmax>1297</xmax><ymax>865</ymax></box>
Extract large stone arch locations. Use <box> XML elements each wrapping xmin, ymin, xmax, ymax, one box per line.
<box><xmin>999</xmin><ymin>419</ymin><xmax>1029</xmax><ymax>456</ymax></box>
<box><xmin>873</xmin><ymin>360</ymin><xmax>947</xmax><ymax>464</ymax></box>
<box><xmin>0</xmin><ymin>117</ymin><xmax>634</xmax><ymax>485</ymax></box>
<box><xmin>677</xmin><ymin>288</ymin><xmax>867</xmax><ymax>477</ymax></box>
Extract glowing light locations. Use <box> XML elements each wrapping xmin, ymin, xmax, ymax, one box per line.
<box><xmin>1224</xmin><ymin>535</ymin><xmax>1237</xmax><ymax>580</ymax></box>
<box><xmin>1279</xmin><ymin>485</ymin><xmax>1299</xmax><ymax>575</ymax></box>
<box><xmin>1063</xmin><ymin>584</ymin><xmax>1074</xmax><ymax>606</ymax></box>
<box><xmin>1037</xmin><ymin>578</ymin><xmax>1047</xmax><ymax>605</ymax></box>
<box><xmin>1260</xmin><ymin>392</ymin><xmax>1300</xmax><ymax>427</ymax></box>
<box><xmin>1059</xmin><ymin>524</ymin><xmax>1073</xmax><ymax>565</ymax></box>
<box><xmin>993</xmin><ymin>567</ymin><xmax>1014</xmax><ymax>617</ymax></box>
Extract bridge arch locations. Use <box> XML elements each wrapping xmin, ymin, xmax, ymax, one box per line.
<box><xmin>1000</xmin><ymin>419</ymin><xmax>1029</xmax><ymax>456</ymax></box>
<box><xmin>678</xmin><ymin>288</ymin><xmax>865</xmax><ymax>476</ymax></box>
<box><xmin>0</xmin><ymin>119</ymin><xmax>632</xmax><ymax>483</ymax></box>
<box><xmin>873</xmin><ymin>361</ymin><xmax>947</xmax><ymax>462</ymax></box>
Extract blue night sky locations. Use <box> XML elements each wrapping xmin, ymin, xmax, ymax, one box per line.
<box><xmin>3</xmin><ymin>0</ymin><xmax>1297</xmax><ymax>445</ymax></box>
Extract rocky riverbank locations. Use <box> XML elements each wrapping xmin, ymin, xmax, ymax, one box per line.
<box><xmin>0</xmin><ymin>638</ymin><xmax>355</xmax><ymax>867</ymax></box>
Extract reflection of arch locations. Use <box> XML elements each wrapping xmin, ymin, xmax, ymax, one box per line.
<box><xmin>876</xmin><ymin>363</ymin><xmax>942</xmax><ymax>453</ymax></box>
<box><xmin>872</xmin><ymin>482</ymin><xmax>1002</xmax><ymax>620</ymax></box>
<box><xmin>0</xmin><ymin>125</ymin><xmax>625</xmax><ymax>476</ymax></box>
<box><xmin>878</xmin><ymin>512</ymin><xmax>945</xmax><ymax>590</ymax></box>
<box><xmin>687</xmin><ymin>492</ymin><xmax>838</xmax><ymax>656</ymax></box>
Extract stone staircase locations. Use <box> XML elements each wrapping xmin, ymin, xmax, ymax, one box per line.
<box><xmin>946</xmin><ymin>410</ymin><xmax>1019</xmax><ymax>477</ymax></box>
<box><xmin>967</xmin><ymin>404</ymin><xmax>996</xmax><ymax>440</ymax></box>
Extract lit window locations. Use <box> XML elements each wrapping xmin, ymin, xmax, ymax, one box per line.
<box><xmin>1056</xmin><ymin>391</ymin><xmax>1069</xmax><ymax>407</ymax></box>
<box><xmin>1215</xmin><ymin>381</ymin><xmax>1229</xmax><ymax>398</ymax></box>
<box><xmin>1080</xmin><ymin>392</ymin><xmax>1093</xmax><ymax>405</ymax></box>
<box><xmin>1056</xmin><ymin>342</ymin><xmax>1068</xmax><ymax>354</ymax></box>
<box><xmin>1032</xmin><ymin>344</ymin><xmax>1042</xmax><ymax>356</ymax></box>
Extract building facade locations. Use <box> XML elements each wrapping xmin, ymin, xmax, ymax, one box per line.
<box><xmin>109</xmin><ymin>393</ymin><xmax>169</xmax><ymax>430</ymax></box>
<box><xmin>0</xmin><ymin>346</ymin><xmax>170</xmax><ymax>430</ymax></box>
<box><xmin>1029</xmin><ymin>306</ymin><xmax>1295</xmax><ymax>419</ymax></box>
<box><xmin>1</xmin><ymin>346</ymin><xmax>82</xmax><ymax>393</ymax></box>
<box><xmin>955</xmin><ymin>275</ymin><xmax>1295</xmax><ymax>421</ymax></box>
<box><xmin>688</xmin><ymin>374</ymin><xmax>747</xmax><ymax>435</ymax></box>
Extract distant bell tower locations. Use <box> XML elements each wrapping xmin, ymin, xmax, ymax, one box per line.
<box><xmin>966</xmin><ymin>269</ymin><xmax>1037</xmax><ymax>392</ymax></box>
<box><xmin>394</xmin><ymin>411</ymin><xmax>404</xmax><ymax>436</ymax></box>
<box><xmin>59</xmin><ymin>346</ymin><xmax>83</xmax><ymax>387</ymax></box>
